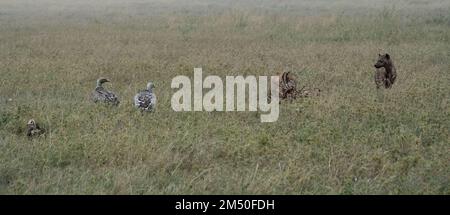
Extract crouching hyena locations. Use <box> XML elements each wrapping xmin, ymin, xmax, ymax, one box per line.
<box><xmin>279</xmin><ymin>71</ymin><xmax>297</xmax><ymax>100</ymax></box>
<box><xmin>374</xmin><ymin>53</ymin><xmax>397</xmax><ymax>89</ymax></box>
<box><xmin>269</xmin><ymin>71</ymin><xmax>321</xmax><ymax>103</ymax></box>
<box><xmin>268</xmin><ymin>71</ymin><xmax>297</xmax><ymax>103</ymax></box>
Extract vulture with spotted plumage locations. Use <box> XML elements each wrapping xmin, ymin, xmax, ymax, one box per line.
<box><xmin>92</xmin><ymin>78</ymin><xmax>120</xmax><ymax>105</ymax></box>
<box><xmin>134</xmin><ymin>81</ymin><xmax>156</xmax><ymax>112</ymax></box>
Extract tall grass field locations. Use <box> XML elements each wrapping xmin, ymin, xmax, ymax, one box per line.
<box><xmin>0</xmin><ymin>0</ymin><xmax>449</xmax><ymax>194</ymax></box>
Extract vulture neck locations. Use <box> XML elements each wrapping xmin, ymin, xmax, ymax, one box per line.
<box><xmin>96</xmin><ymin>81</ymin><xmax>104</xmax><ymax>89</ymax></box>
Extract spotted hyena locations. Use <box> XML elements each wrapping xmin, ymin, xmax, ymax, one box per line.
<box><xmin>279</xmin><ymin>71</ymin><xmax>297</xmax><ymax>100</ymax></box>
<box><xmin>268</xmin><ymin>71</ymin><xmax>297</xmax><ymax>103</ymax></box>
<box><xmin>374</xmin><ymin>53</ymin><xmax>397</xmax><ymax>89</ymax></box>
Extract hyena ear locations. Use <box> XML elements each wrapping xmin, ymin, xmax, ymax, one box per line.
<box><xmin>378</xmin><ymin>53</ymin><xmax>381</xmax><ymax>57</ymax></box>
<box><xmin>385</xmin><ymin>54</ymin><xmax>390</xmax><ymax>59</ymax></box>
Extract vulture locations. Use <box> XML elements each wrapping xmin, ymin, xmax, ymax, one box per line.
<box><xmin>134</xmin><ymin>81</ymin><xmax>156</xmax><ymax>112</ymax></box>
<box><xmin>27</xmin><ymin>119</ymin><xmax>44</xmax><ymax>138</ymax></box>
<box><xmin>92</xmin><ymin>78</ymin><xmax>120</xmax><ymax>105</ymax></box>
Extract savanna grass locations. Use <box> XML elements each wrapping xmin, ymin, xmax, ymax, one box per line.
<box><xmin>0</xmin><ymin>0</ymin><xmax>449</xmax><ymax>194</ymax></box>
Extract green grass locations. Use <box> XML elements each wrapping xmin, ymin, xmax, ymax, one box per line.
<box><xmin>0</xmin><ymin>0</ymin><xmax>449</xmax><ymax>194</ymax></box>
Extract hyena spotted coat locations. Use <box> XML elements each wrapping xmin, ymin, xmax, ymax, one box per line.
<box><xmin>279</xmin><ymin>71</ymin><xmax>297</xmax><ymax>100</ymax></box>
<box><xmin>374</xmin><ymin>53</ymin><xmax>397</xmax><ymax>89</ymax></box>
<box><xmin>270</xmin><ymin>71</ymin><xmax>320</xmax><ymax>102</ymax></box>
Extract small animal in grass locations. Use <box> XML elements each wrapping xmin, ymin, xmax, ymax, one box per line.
<box><xmin>92</xmin><ymin>78</ymin><xmax>120</xmax><ymax>105</ymax></box>
<box><xmin>270</xmin><ymin>71</ymin><xmax>320</xmax><ymax>103</ymax></box>
<box><xmin>134</xmin><ymin>81</ymin><xmax>157</xmax><ymax>112</ymax></box>
<box><xmin>279</xmin><ymin>71</ymin><xmax>297</xmax><ymax>100</ymax></box>
<box><xmin>374</xmin><ymin>53</ymin><xmax>397</xmax><ymax>89</ymax></box>
<box><xmin>26</xmin><ymin>119</ymin><xmax>44</xmax><ymax>138</ymax></box>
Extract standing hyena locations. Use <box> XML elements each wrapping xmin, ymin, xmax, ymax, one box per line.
<box><xmin>374</xmin><ymin>53</ymin><xmax>397</xmax><ymax>89</ymax></box>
